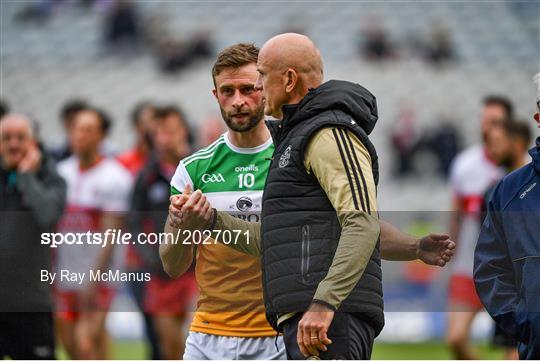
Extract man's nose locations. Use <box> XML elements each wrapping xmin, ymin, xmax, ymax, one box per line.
<box><xmin>232</xmin><ymin>91</ymin><xmax>246</xmax><ymax>108</ymax></box>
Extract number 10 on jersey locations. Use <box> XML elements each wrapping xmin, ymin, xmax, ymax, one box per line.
<box><xmin>238</xmin><ymin>173</ymin><xmax>255</xmax><ymax>188</ymax></box>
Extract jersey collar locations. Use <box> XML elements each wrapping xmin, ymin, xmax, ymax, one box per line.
<box><xmin>224</xmin><ymin>131</ymin><xmax>273</xmax><ymax>154</ymax></box>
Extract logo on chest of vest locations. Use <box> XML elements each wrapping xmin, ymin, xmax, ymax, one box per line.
<box><xmin>279</xmin><ymin>145</ymin><xmax>292</xmax><ymax>168</ymax></box>
<box><xmin>520</xmin><ymin>182</ymin><xmax>537</xmax><ymax>199</ymax></box>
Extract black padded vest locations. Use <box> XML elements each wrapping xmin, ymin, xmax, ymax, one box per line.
<box><xmin>260</xmin><ymin>80</ymin><xmax>384</xmax><ymax>335</ymax></box>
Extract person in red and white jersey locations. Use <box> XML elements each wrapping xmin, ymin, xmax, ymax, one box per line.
<box><xmin>55</xmin><ymin>107</ymin><xmax>133</xmax><ymax>359</ymax></box>
<box><xmin>447</xmin><ymin>95</ymin><xmax>513</xmax><ymax>359</ymax></box>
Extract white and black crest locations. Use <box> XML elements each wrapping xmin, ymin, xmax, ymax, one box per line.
<box><xmin>279</xmin><ymin>145</ymin><xmax>292</xmax><ymax>168</ymax></box>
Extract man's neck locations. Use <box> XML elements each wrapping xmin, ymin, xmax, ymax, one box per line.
<box><xmin>162</xmin><ymin>152</ymin><xmax>181</xmax><ymax>166</ymax></box>
<box><xmin>79</xmin><ymin>151</ymin><xmax>100</xmax><ymax>169</ymax></box>
<box><xmin>227</xmin><ymin>122</ymin><xmax>271</xmax><ymax>148</ymax></box>
<box><xmin>510</xmin><ymin>152</ymin><xmax>527</xmax><ymax>171</ymax></box>
<box><xmin>135</xmin><ymin>140</ymin><xmax>149</xmax><ymax>155</ymax></box>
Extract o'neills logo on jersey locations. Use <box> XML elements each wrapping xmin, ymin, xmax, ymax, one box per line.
<box><xmin>279</xmin><ymin>145</ymin><xmax>292</xmax><ymax>168</ymax></box>
<box><xmin>201</xmin><ymin>173</ymin><xmax>225</xmax><ymax>183</ymax></box>
<box><xmin>235</xmin><ymin>164</ymin><xmax>259</xmax><ymax>172</ymax></box>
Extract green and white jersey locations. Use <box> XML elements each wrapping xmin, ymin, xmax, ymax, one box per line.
<box><xmin>170</xmin><ymin>132</ymin><xmax>274</xmax><ymax>222</ymax></box>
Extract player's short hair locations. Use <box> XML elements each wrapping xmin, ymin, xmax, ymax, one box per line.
<box><xmin>74</xmin><ymin>106</ymin><xmax>111</xmax><ymax>135</ymax></box>
<box><xmin>211</xmin><ymin>43</ymin><xmax>259</xmax><ymax>85</ymax></box>
<box><xmin>483</xmin><ymin>95</ymin><xmax>514</xmax><ymax>119</ymax></box>
<box><xmin>60</xmin><ymin>99</ymin><xmax>88</xmax><ymax>124</ymax></box>
<box><xmin>501</xmin><ymin>119</ymin><xmax>532</xmax><ymax>146</ymax></box>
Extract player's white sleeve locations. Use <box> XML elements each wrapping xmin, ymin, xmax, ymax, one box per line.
<box><xmin>170</xmin><ymin>160</ymin><xmax>194</xmax><ymax>194</ymax></box>
<box><xmin>448</xmin><ymin>155</ymin><xmax>464</xmax><ymax>195</ymax></box>
<box><xmin>100</xmin><ymin>162</ymin><xmax>134</xmax><ymax>212</ymax></box>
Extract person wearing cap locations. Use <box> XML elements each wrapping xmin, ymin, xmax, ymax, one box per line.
<box><xmin>474</xmin><ymin>73</ymin><xmax>540</xmax><ymax>360</ymax></box>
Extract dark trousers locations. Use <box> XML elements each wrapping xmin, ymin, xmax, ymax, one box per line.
<box><xmin>0</xmin><ymin>312</ymin><xmax>55</xmax><ymax>359</ymax></box>
<box><xmin>282</xmin><ymin>312</ymin><xmax>375</xmax><ymax>360</ymax></box>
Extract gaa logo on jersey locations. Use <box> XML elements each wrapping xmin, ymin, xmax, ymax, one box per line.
<box><xmin>279</xmin><ymin>145</ymin><xmax>292</xmax><ymax>168</ymax></box>
<box><xmin>236</xmin><ymin>196</ymin><xmax>253</xmax><ymax>211</ymax></box>
<box><xmin>201</xmin><ymin>173</ymin><xmax>225</xmax><ymax>183</ymax></box>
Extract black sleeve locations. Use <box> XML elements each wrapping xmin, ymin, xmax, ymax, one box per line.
<box><xmin>127</xmin><ymin>172</ymin><xmax>164</xmax><ymax>272</ymax></box>
<box><xmin>16</xmin><ymin>159</ymin><xmax>67</xmax><ymax>230</ymax></box>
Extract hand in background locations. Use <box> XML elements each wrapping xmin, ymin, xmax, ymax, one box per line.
<box><xmin>17</xmin><ymin>142</ymin><xmax>41</xmax><ymax>173</ymax></box>
<box><xmin>417</xmin><ymin>233</ymin><xmax>455</xmax><ymax>267</ymax></box>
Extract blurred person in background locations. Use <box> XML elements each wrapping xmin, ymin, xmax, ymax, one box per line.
<box><xmin>103</xmin><ymin>0</ymin><xmax>140</xmax><ymax>55</ymax></box>
<box><xmin>55</xmin><ymin>107</ymin><xmax>133</xmax><ymax>359</ymax></box>
<box><xmin>0</xmin><ymin>114</ymin><xmax>66</xmax><ymax>359</ymax></box>
<box><xmin>390</xmin><ymin>105</ymin><xmax>418</xmax><ymax>177</ymax></box>
<box><xmin>117</xmin><ymin>101</ymin><xmax>157</xmax><ymax>175</ymax></box>
<box><xmin>128</xmin><ymin>105</ymin><xmax>196</xmax><ymax>359</ymax></box>
<box><xmin>447</xmin><ymin>95</ymin><xmax>514</xmax><ymax>359</ymax></box>
<box><xmin>359</xmin><ymin>17</ymin><xmax>396</xmax><ymax>61</ymax></box>
<box><xmin>481</xmin><ymin>119</ymin><xmax>532</xmax><ymax>360</ymax></box>
<box><xmin>50</xmin><ymin>100</ymin><xmax>119</xmax><ymax>162</ymax></box>
<box><xmin>423</xmin><ymin>21</ymin><xmax>455</xmax><ymax>66</ymax></box>
<box><xmin>429</xmin><ymin>117</ymin><xmax>461</xmax><ymax>178</ymax></box>
<box><xmin>198</xmin><ymin>115</ymin><xmax>226</xmax><ymax>147</ymax></box>
<box><xmin>487</xmin><ymin>120</ymin><xmax>532</xmax><ymax>176</ymax></box>
<box><xmin>474</xmin><ymin>74</ymin><xmax>540</xmax><ymax>360</ymax></box>
<box><xmin>50</xmin><ymin>99</ymin><xmax>88</xmax><ymax>162</ymax></box>
<box><xmin>119</xmin><ymin>101</ymin><xmax>161</xmax><ymax>359</ymax></box>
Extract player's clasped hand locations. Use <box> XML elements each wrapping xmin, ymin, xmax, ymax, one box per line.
<box><xmin>168</xmin><ymin>184</ymin><xmax>214</xmax><ymax>231</ymax></box>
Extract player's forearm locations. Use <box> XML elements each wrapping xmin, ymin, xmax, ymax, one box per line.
<box><xmin>312</xmin><ymin>211</ymin><xmax>380</xmax><ymax>310</ymax></box>
<box><xmin>213</xmin><ymin>211</ymin><xmax>262</xmax><ymax>257</ymax></box>
<box><xmin>94</xmin><ymin>214</ymin><xmax>123</xmax><ymax>272</ymax></box>
<box><xmin>449</xmin><ymin>198</ymin><xmax>462</xmax><ymax>243</ymax></box>
<box><xmin>160</xmin><ymin>218</ymin><xmax>194</xmax><ymax>277</ymax></box>
<box><xmin>379</xmin><ymin>219</ymin><xmax>418</xmax><ymax>261</ymax></box>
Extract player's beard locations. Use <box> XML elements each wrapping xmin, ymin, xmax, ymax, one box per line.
<box><xmin>220</xmin><ymin>105</ymin><xmax>264</xmax><ymax>133</ymax></box>
<box><xmin>500</xmin><ymin>153</ymin><xmax>515</xmax><ymax>170</ymax></box>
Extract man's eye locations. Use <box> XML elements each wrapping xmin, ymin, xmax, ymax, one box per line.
<box><xmin>222</xmin><ymin>89</ymin><xmax>233</xmax><ymax>96</ymax></box>
<box><xmin>242</xmin><ymin>87</ymin><xmax>254</xmax><ymax>94</ymax></box>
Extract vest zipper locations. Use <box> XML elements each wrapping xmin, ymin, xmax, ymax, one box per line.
<box><xmin>301</xmin><ymin>225</ymin><xmax>310</xmax><ymax>282</ymax></box>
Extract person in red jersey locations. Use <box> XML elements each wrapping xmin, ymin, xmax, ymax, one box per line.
<box><xmin>117</xmin><ymin>101</ymin><xmax>157</xmax><ymax>176</ymax></box>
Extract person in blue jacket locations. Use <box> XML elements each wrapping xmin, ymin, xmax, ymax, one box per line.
<box><xmin>474</xmin><ymin>73</ymin><xmax>540</xmax><ymax>360</ymax></box>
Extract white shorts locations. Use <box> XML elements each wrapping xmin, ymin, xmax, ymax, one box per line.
<box><xmin>183</xmin><ymin>331</ymin><xmax>286</xmax><ymax>360</ymax></box>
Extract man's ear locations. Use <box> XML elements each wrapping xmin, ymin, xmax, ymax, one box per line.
<box><xmin>285</xmin><ymin>69</ymin><xmax>298</xmax><ymax>94</ymax></box>
<box><xmin>212</xmin><ymin>88</ymin><xmax>218</xmax><ymax>100</ymax></box>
